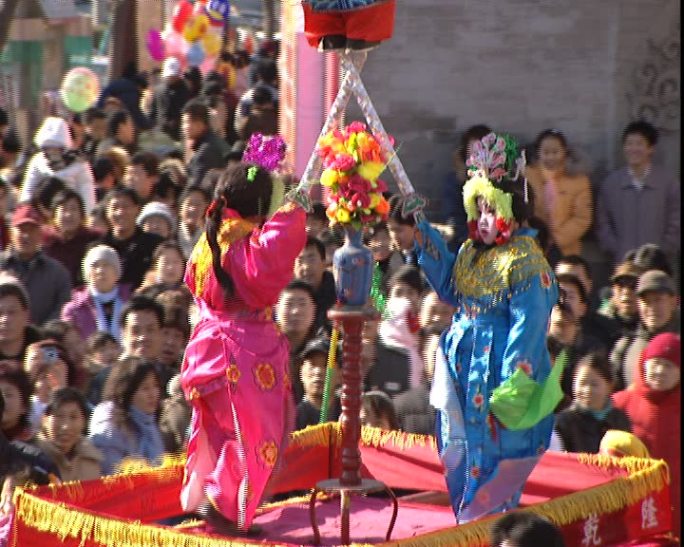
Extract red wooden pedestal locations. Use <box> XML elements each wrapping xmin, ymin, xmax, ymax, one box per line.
<box><xmin>308</xmin><ymin>305</ymin><xmax>397</xmax><ymax>546</ymax></box>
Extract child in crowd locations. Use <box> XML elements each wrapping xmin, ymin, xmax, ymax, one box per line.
<box><xmin>613</xmin><ymin>332</ymin><xmax>681</xmax><ymax>538</ymax></box>
<box><xmin>419</xmin><ymin>290</ymin><xmax>454</xmax><ymax>333</ymax></box>
<box><xmin>360</xmin><ymin>391</ymin><xmax>400</xmax><ymax>430</ymax></box>
<box><xmin>83</xmin><ymin>332</ymin><xmax>121</xmax><ymax>405</ymax></box>
<box><xmin>555</xmin><ymin>352</ymin><xmax>631</xmax><ymax>453</ymax></box>
<box><xmin>386</xmin><ymin>264</ymin><xmax>423</xmax><ymax>316</ymax></box>
<box><xmin>41</xmin><ymin>319</ymin><xmax>88</xmax><ymax>390</ymax></box>
<box><xmin>547</xmin><ymin>301</ymin><xmax>603</xmax><ymax>404</ymax></box>
<box><xmin>295</xmin><ymin>336</ymin><xmax>341</xmax><ymax>431</ymax></box>
<box><xmin>140</xmin><ymin>241</ymin><xmax>186</xmax><ymax>293</ymax></box>
<box><xmin>35</xmin><ymin>388</ymin><xmax>102</xmax><ymax>482</ymax></box>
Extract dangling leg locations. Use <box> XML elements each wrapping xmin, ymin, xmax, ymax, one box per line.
<box><xmin>301</xmin><ymin>3</ymin><xmax>347</xmax><ymax>50</ymax></box>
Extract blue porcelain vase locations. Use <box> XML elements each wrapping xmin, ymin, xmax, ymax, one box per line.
<box><xmin>333</xmin><ymin>226</ymin><xmax>373</xmax><ymax>307</ymax></box>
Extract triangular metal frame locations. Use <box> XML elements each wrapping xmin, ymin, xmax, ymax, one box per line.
<box><xmin>298</xmin><ymin>50</ymin><xmax>425</xmax><ymax>217</ymax></box>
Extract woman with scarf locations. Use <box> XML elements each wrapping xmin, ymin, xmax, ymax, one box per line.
<box><xmin>180</xmin><ymin>158</ymin><xmax>307</xmax><ymax>536</ymax></box>
<box><xmin>88</xmin><ymin>356</ymin><xmax>164</xmax><ymax>475</ymax></box>
<box><xmin>61</xmin><ymin>245</ymin><xmax>131</xmax><ymax>343</ymax></box>
<box><xmin>414</xmin><ymin>133</ymin><xmax>561</xmax><ymax>523</ymax></box>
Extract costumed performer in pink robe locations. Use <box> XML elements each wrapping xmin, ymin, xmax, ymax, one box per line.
<box><xmin>180</xmin><ymin>161</ymin><xmax>308</xmax><ymax>536</ymax></box>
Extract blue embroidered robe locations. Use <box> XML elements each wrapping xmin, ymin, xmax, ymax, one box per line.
<box><xmin>415</xmin><ymin>222</ymin><xmax>559</xmax><ymax>523</ymax></box>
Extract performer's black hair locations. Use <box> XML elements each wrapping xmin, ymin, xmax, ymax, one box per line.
<box><xmin>207</xmin><ymin>163</ymin><xmax>273</xmax><ymax>300</ymax></box>
<box><xmin>492</xmin><ymin>177</ymin><xmax>535</xmax><ymax>225</ymax></box>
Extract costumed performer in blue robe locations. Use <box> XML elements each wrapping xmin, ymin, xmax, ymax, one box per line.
<box><xmin>413</xmin><ymin>132</ymin><xmax>562</xmax><ymax>523</ymax></box>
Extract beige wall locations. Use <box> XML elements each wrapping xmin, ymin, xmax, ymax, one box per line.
<box><xmin>342</xmin><ymin>0</ymin><xmax>680</xmax><ymax>221</ymax></box>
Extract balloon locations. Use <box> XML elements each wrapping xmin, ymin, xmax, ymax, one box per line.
<box><xmin>206</xmin><ymin>0</ymin><xmax>230</xmax><ymax>24</ymax></box>
<box><xmin>163</xmin><ymin>28</ymin><xmax>186</xmax><ymax>58</ymax></box>
<box><xmin>59</xmin><ymin>67</ymin><xmax>100</xmax><ymax>113</ymax></box>
<box><xmin>182</xmin><ymin>13</ymin><xmax>210</xmax><ymax>42</ymax></box>
<box><xmin>199</xmin><ymin>57</ymin><xmax>215</xmax><ymax>75</ymax></box>
<box><xmin>146</xmin><ymin>29</ymin><xmax>165</xmax><ymax>61</ymax></box>
<box><xmin>186</xmin><ymin>41</ymin><xmax>206</xmax><ymax>67</ymax></box>
<box><xmin>171</xmin><ymin>0</ymin><xmax>193</xmax><ymax>34</ymax></box>
<box><xmin>202</xmin><ymin>31</ymin><xmax>221</xmax><ymax>57</ymax></box>
<box><xmin>192</xmin><ymin>1</ymin><xmax>207</xmax><ymax>15</ymax></box>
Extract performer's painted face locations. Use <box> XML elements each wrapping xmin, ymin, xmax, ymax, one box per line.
<box><xmin>476</xmin><ymin>197</ymin><xmax>498</xmax><ymax>245</ymax></box>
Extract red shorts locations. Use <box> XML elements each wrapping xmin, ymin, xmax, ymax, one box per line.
<box><xmin>302</xmin><ymin>0</ymin><xmax>396</xmax><ymax>48</ymax></box>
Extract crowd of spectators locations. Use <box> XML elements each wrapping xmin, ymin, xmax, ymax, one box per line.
<box><xmin>0</xmin><ymin>40</ymin><xmax>679</xmax><ymax>539</ymax></box>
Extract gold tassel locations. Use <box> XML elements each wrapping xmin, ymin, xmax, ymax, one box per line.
<box><xmin>14</xmin><ymin>490</ymin><xmax>285</xmax><ymax>547</ymax></box>
<box><xmin>12</xmin><ymin>435</ymin><xmax>668</xmax><ymax>547</ymax></box>
<box><xmin>289</xmin><ymin>422</ymin><xmax>342</xmax><ymax>449</ymax></box>
<box><xmin>360</xmin><ymin>426</ymin><xmax>437</xmax><ymax>451</ymax></box>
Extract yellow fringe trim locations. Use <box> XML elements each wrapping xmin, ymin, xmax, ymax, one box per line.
<box><xmin>115</xmin><ymin>452</ymin><xmax>189</xmax><ymax>475</ymax></box>
<box><xmin>289</xmin><ymin>422</ymin><xmax>437</xmax><ymax>452</ymax></box>
<box><xmin>12</xmin><ymin>431</ymin><xmax>670</xmax><ymax>547</ymax></box>
<box><xmin>360</xmin><ymin>426</ymin><xmax>437</xmax><ymax>451</ymax></box>
<box><xmin>14</xmin><ymin>491</ymin><xmax>291</xmax><ymax>547</ymax></box>
<box><xmin>289</xmin><ymin>421</ymin><xmax>343</xmax><ymax>450</ymax></box>
<box><xmin>375</xmin><ymin>455</ymin><xmax>670</xmax><ymax>547</ymax></box>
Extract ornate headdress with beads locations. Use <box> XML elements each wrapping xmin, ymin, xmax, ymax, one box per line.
<box><xmin>462</xmin><ymin>132</ymin><xmax>527</xmax><ymax>245</ymax></box>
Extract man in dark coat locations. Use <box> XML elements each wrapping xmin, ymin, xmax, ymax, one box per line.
<box><xmin>97</xmin><ymin>187</ymin><xmax>163</xmax><ymax>289</ymax></box>
<box><xmin>97</xmin><ymin>62</ymin><xmax>150</xmax><ymax>131</ymax></box>
<box><xmin>182</xmin><ymin>100</ymin><xmax>230</xmax><ymax>188</ymax></box>
<box><xmin>150</xmin><ymin>57</ymin><xmax>192</xmax><ymax>142</ymax></box>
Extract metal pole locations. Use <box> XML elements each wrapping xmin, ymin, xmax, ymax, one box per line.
<box><xmin>296</xmin><ymin>51</ymin><xmax>367</xmax><ymax>193</ymax></box>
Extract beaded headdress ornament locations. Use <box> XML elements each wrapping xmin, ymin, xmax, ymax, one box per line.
<box><xmin>462</xmin><ymin>132</ymin><xmax>528</xmax><ymax>245</ymax></box>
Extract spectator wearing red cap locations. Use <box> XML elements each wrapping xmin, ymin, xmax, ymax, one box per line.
<box><xmin>612</xmin><ymin>333</ymin><xmax>681</xmax><ymax>538</ymax></box>
<box><xmin>0</xmin><ymin>203</ymin><xmax>71</xmax><ymax>326</ymax></box>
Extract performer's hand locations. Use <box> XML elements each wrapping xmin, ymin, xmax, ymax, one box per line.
<box><xmin>0</xmin><ymin>476</ymin><xmax>16</xmax><ymax>516</ymax></box>
<box><xmin>401</xmin><ymin>192</ymin><xmax>427</xmax><ymax>218</ymax></box>
<box><xmin>285</xmin><ymin>188</ymin><xmax>313</xmax><ymax>212</ymax></box>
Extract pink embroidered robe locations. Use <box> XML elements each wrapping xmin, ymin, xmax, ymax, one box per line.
<box><xmin>180</xmin><ymin>203</ymin><xmax>306</xmax><ymax>529</ymax></box>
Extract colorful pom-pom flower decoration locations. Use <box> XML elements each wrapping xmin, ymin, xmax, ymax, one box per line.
<box><xmin>316</xmin><ymin>121</ymin><xmax>391</xmax><ymax>230</ymax></box>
